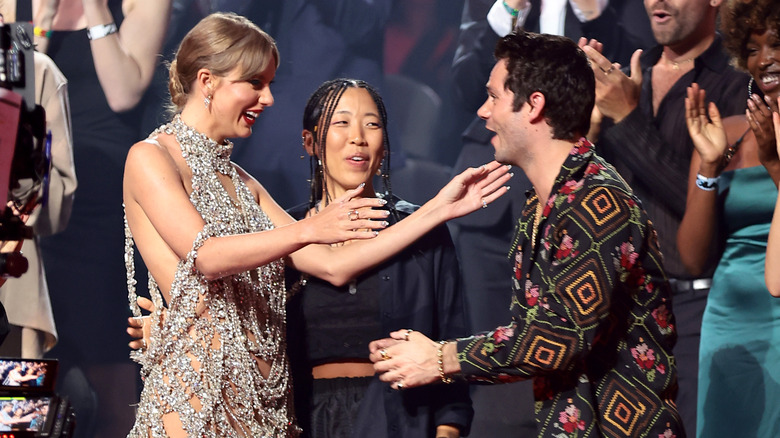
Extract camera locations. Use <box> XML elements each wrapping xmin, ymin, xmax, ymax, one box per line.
<box><xmin>0</xmin><ymin>17</ymin><xmax>51</xmax><ymax>279</ymax></box>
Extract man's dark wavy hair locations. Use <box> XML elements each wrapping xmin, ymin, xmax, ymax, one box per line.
<box><xmin>494</xmin><ymin>31</ymin><xmax>595</xmax><ymax>140</ymax></box>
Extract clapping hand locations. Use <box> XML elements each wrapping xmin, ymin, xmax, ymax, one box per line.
<box><xmin>748</xmin><ymin>93</ymin><xmax>780</xmax><ymax>171</ymax></box>
<box><xmin>685</xmin><ymin>83</ymin><xmax>728</xmax><ymax>172</ymax></box>
<box><xmin>579</xmin><ymin>38</ymin><xmax>642</xmax><ymax>123</ymax></box>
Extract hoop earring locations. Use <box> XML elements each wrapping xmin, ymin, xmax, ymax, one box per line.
<box><xmin>204</xmin><ymin>94</ymin><xmax>212</xmax><ymax>109</ymax></box>
<box><xmin>748</xmin><ymin>77</ymin><xmax>754</xmax><ymax>98</ymax></box>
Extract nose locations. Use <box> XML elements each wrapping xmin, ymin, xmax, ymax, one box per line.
<box><xmin>349</xmin><ymin>125</ymin><xmax>367</xmax><ymax>146</ymax></box>
<box><xmin>477</xmin><ymin>98</ymin><xmax>491</xmax><ymax>120</ymax></box>
<box><xmin>758</xmin><ymin>46</ymin><xmax>778</xmax><ymax>69</ymax></box>
<box><xmin>259</xmin><ymin>86</ymin><xmax>274</xmax><ymax>107</ymax></box>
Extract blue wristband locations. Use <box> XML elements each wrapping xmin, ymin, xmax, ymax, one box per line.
<box><xmin>695</xmin><ymin>173</ymin><xmax>719</xmax><ymax>191</ymax></box>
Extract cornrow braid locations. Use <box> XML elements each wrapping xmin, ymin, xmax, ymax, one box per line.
<box><xmin>302</xmin><ymin>79</ymin><xmax>396</xmax><ymax>220</ymax></box>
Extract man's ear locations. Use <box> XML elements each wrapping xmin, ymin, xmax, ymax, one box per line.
<box><xmin>302</xmin><ymin>130</ymin><xmax>316</xmax><ymax>156</ymax></box>
<box><xmin>527</xmin><ymin>91</ymin><xmax>546</xmax><ymax>123</ymax></box>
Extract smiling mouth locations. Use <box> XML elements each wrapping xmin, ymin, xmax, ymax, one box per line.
<box><xmin>760</xmin><ymin>73</ymin><xmax>780</xmax><ymax>86</ymax></box>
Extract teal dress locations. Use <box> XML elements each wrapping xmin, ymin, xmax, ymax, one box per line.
<box><xmin>697</xmin><ymin>165</ymin><xmax>780</xmax><ymax>437</ymax></box>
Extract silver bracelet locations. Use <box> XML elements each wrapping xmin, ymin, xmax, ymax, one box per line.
<box><xmin>695</xmin><ymin>173</ymin><xmax>719</xmax><ymax>191</ymax></box>
<box><xmin>87</xmin><ymin>22</ymin><xmax>118</xmax><ymax>40</ymax></box>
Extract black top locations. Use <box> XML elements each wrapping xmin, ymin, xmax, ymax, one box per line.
<box><xmin>286</xmin><ymin>195</ymin><xmax>473</xmax><ymax>437</ymax></box>
<box><xmin>294</xmin><ymin>270</ymin><xmax>382</xmax><ymax>365</ymax></box>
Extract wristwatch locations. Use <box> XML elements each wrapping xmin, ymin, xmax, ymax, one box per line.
<box><xmin>87</xmin><ymin>22</ymin><xmax>118</xmax><ymax>40</ymax></box>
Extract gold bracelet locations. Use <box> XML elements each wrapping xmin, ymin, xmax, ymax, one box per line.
<box><xmin>437</xmin><ymin>340</ymin><xmax>454</xmax><ymax>384</ymax></box>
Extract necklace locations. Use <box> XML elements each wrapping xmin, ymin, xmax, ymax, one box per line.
<box><xmin>156</xmin><ymin>114</ymin><xmax>234</xmax><ymax>175</ymax></box>
<box><xmin>661</xmin><ymin>53</ymin><xmax>694</xmax><ymax>70</ymax></box>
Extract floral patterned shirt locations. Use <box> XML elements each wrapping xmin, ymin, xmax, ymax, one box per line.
<box><xmin>456</xmin><ymin>139</ymin><xmax>685</xmax><ymax>437</ymax></box>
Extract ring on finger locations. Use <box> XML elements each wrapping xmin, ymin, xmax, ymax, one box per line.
<box><xmin>404</xmin><ymin>329</ymin><xmax>413</xmax><ymax>341</ymax></box>
<box><xmin>481</xmin><ymin>199</ymin><xmax>488</xmax><ymax>209</ymax></box>
<box><xmin>141</xmin><ymin>338</ymin><xmax>147</xmax><ymax>350</ymax></box>
<box><xmin>396</xmin><ymin>380</ymin><xmax>404</xmax><ymax>390</ymax></box>
<box><xmin>603</xmin><ymin>66</ymin><xmax>615</xmax><ymax>75</ymax></box>
<box><xmin>379</xmin><ymin>349</ymin><xmax>391</xmax><ymax>360</ymax></box>
<box><xmin>348</xmin><ymin>209</ymin><xmax>359</xmax><ymax>221</ymax></box>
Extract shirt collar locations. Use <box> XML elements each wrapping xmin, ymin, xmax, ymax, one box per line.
<box><xmin>524</xmin><ymin>137</ymin><xmax>595</xmax><ymax>201</ymax></box>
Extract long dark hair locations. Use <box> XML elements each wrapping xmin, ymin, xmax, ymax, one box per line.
<box><xmin>302</xmin><ymin>78</ymin><xmax>393</xmax><ymax>210</ymax></box>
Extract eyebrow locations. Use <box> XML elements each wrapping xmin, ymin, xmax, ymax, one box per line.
<box><xmin>334</xmin><ymin>110</ymin><xmax>381</xmax><ymax>118</ymax></box>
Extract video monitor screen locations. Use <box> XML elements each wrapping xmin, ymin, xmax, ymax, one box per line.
<box><xmin>0</xmin><ymin>396</ymin><xmax>52</xmax><ymax>433</ymax></box>
<box><xmin>0</xmin><ymin>359</ymin><xmax>58</xmax><ymax>393</ymax></box>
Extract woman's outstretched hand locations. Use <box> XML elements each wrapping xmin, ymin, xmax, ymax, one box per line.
<box><xmin>303</xmin><ymin>185</ymin><xmax>391</xmax><ymax>245</ymax></box>
<box><xmin>433</xmin><ymin>161</ymin><xmax>512</xmax><ymax>220</ymax></box>
<box><xmin>685</xmin><ymin>83</ymin><xmax>727</xmax><ymax>171</ymax></box>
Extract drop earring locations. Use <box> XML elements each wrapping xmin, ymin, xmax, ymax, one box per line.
<box><xmin>204</xmin><ymin>94</ymin><xmax>212</xmax><ymax>109</ymax></box>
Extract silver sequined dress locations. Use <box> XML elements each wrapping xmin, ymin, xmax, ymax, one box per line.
<box><xmin>125</xmin><ymin>116</ymin><xmax>298</xmax><ymax>437</ymax></box>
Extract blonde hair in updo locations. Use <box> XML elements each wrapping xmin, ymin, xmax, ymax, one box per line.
<box><xmin>167</xmin><ymin>12</ymin><xmax>279</xmax><ymax>112</ymax></box>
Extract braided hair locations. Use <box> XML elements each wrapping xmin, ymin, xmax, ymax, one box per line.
<box><xmin>302</xmin><ymin>79</ymin><xmax>394</xmax><ymax>213</ymax></box>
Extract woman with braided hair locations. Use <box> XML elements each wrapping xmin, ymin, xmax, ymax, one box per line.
<box><xmin>285</xmin><ymin>79</ymin><xmax>472</xmax><ymax>438</ymax></box>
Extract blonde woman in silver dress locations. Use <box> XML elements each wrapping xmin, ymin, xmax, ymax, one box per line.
<box><xmin>122</xmin><ymin>12</ymin><xmax>510</xmax><ymax>437</ymax></box>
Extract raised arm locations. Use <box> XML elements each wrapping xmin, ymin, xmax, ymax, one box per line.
<box><xmin>677</xmin><ymin>84</ymin><xmax>728</xmax><ymax>275</ymax></box>
<box><xmin>276</xmin><ymin>162</ymin><xmax>512</xmax><ymax>286</ymax></box>
<box><xmin>123</xmin><ymin>137</ymin><xmax>387</xmax><ymax>286</ymax></box>
<box><xmin>35</xmin><ymin>0</ymin><xmax>172</xmax><ymax>112</ymax></box>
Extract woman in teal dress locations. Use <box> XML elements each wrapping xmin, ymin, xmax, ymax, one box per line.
<box><xmin>678</xmin><ymin>0</ymin><xmax>780</xmax><ymax>435</ymax></box>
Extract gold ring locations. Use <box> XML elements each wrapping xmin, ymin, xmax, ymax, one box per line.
<box><xmin>348</xmin><ymin>209</ymin><xmax>359</xmax><ymax>221</ymax></box>
<box><xmin>404</xmin><ymin>329</ymin><xmax>413</xmax><ymax>341</ymax></box>
<box><xmin>379</xmin><ymin>349</ymin><xmax>391</xmax><ymax>360</ymax></box>
<box><xmin>604</xmin><ymin>66</ymin><xmax>615</xmax><ymax>75</ymax></box>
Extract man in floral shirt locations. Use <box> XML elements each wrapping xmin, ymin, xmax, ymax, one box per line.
<box><xmin>370</xmin><ymin>31</ymin><xmax>684</xmax><ymax>437</ymax></box>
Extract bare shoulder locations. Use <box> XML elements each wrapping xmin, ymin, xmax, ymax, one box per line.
<box><xmin>128</xmin><ymin>132</ymin><xmax>178</xmax><ymax>166</ymax></box>
<box><xmin>125</xmin><ymin>132</ymin><xmax>187</xmax><ymax>183</ymax></box>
